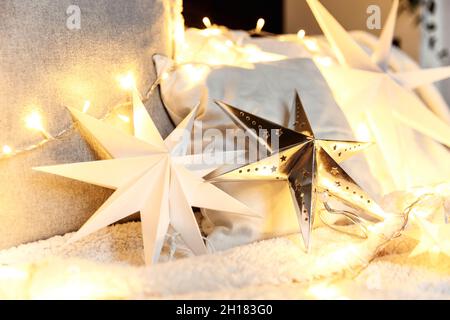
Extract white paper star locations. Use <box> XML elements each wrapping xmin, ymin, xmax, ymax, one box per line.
<box><xmin>306</xmin><ymin>0</ymin><xmax>450</xmax><ymax>191</ymax></box>
<box><xmin>35</xmin><ymin>87</ymin><xmax>255</xmax><ymax>265</ymax></box>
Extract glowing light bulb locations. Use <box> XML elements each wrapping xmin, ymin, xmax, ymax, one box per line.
<box><xmin>256</xmin><ymin>18</ymin><xmax>265</xmax><ymax>33</ymax></box>
<box><xmin>117</xmin><ymin>114</ymin><xmax>130</xmax><ymax>123</ymax></box>
<box><xmin>356</xmin><ymin>123</ymin><xmax>371</xmax><ymax>141</ymax></box>
<box><xmin>26</xmin><ymin>111</ymin><xmax>44</xmax><ymax>132</ymax></box>
<box><xmin>174</xmin><ymin>19</ymin><xmax>185</xmax><ymax>46</ymax></box>
<box><xmin>0</xmin><ymin>266</ymin><xmax>28</xmax><ymax>281</ymax></box>
<box><xmin>304</xmin><ymin>39</ymin><xmax>319</xmax><ymax>52</ymax></box>
<box><xmin>366</xmin><ymin>224</ymin><xmax>378</xmax><ymax>234</ymax></box>
<box><xmin>82</xmin><ymin>100</ymin><xmax>91</xmax><ymax>113</ymax></box>
<box><xmin>307</xmin><ymin>283</ymin><xmax>344</xmax><ymax>299</ymax></box>
<box><xmin>297</xmin><ymin>29</ymin><xmax>306</xmax><ymax>39</ymax></box>
<box><xmin>202</xmin><ymin>17</ymin><xmax>212</xmax><ymax>28</ymax></box>
<box><xmin>2</xmin><ymin>145</ymin><xmax>12</xmax><ymax>155</ymax></box>
<box><xmin>161</xmin><ymin>72</ymin><xmax>170</xmax><ymax>81</ymax></box>
<box><xmin>430</xmin><ymin>244</ymin><xmax>441</xmax><ymax>254</ymax></box>
<box><xmin>119</xmin><ymin>72</ymin><xmax>136</xmax><ymax>90</ymax></box>
<box><xmin>185</xmin><ymin>64</ymin><xmax>208</xmax><ymax>82</ymax></box>
<box><xmin>25</xmin><ymin>110</ymin><xmax>52</xmax><ymax>139</ymax></box>
<box><xmin>314</xmin><ymin>56</ymin><xmax>332</xmax><ymax>67</ymax></box>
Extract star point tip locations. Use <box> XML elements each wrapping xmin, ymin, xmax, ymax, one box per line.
<box><xmin>32</xmin><ymin>165</ymin><xmax>54</xmax><ymax>173</ymax></box>
<box><xmin>372</xmin><ymin>0</ymin><xmax>399</xmax><ymax>69</ymax></box>
<box><xmin>306</xmin><ymin>0</ymin><xmax>380</xmax><ymax>71</ymax></box>
<box><xmin>214</xmin><ymin>100</ymin><xmax>239</xmax><ymax>117</ymax></box>
<box><xmin>214</xmin><ymin>99</ymin><xmax>228</xmax><ymax>109</ymax></box>
<box><xmin>302</xmin><ymin>236</ymin><xmax>311</xmax><ymax>253</ymax></box>
<box><xmin>189</xmin><ymin>103</ymin><xmax>201</xmax><ymax>118</ymax></box>
<box><xmin>66</xmin><ymin>233</ymin><xmax>81</xmax><ymax>245</ymax></box>
<box><xmin>66</xmin><ymin>105</ymin><xmax>91</xmax><ymax>123</ymax></box>
<box><xmin>66</xmin><ymin>105</ymin><xmax>82</xmax><ymax>114</ymax></box>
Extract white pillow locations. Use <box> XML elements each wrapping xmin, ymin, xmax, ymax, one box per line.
<box><xmin>155</xmin><ymin>56</ymin><xmax>358</xmax><ymax>141</ymax></box>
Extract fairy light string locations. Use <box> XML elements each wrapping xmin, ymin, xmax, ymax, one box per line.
<box><xmin>0</xmin><ymin>19</ymin><xmax>324</xmax><ymax>161</ymax></box>
<box><xmin>1</xmin><ymin>19</ymin><xmax>447</xmax><ymax>275</ymax></box>
<box><xmin>0</xmin><ymin>70</ymin><xmax>169</xmax><ymax>160</ymax></box>
<box><xmin>0</xmin><ymin>18</ymin><xmax>250</xmax><ymax>161</ymax></box>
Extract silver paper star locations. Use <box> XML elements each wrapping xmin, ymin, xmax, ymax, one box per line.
<box><xmin>206</xmin><ymin>92</ymin><xmax>386</xmax><ymax>250</ymax></box>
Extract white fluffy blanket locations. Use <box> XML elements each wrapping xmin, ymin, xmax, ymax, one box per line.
<box><xmin>0</xmin><ymin>191</ymin><xmax>448</xmax><ymax>299</ymax></box>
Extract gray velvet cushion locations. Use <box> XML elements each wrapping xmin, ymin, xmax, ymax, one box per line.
<box><xmin>0</xmin><ymin>0</ymin><xmax>176</xmax><ymax>249</ymax></box>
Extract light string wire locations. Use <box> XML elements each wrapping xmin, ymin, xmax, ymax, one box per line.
<box><xmin>320</xmin><ymin>192</ymin><xmax>433</xmax><ymax>261</ymax></box>
<box><xmin>0</xmin><ymin>67</ymin><xmax>175</xmax><ymax>161</ymax></box>
<box><xmin>320</xmin><ymin>201</ymin><xmax>370</xmax><ymax>240</ymax></box>
<box><xmin>297</xmin><ymin>193</ymin><xmax>437</xmax><ymax>296</ymax></box>
<box><xmin>163</xmin><ymin>29</ymin><xmax>444</xmax><ymax>259</ymax></box>
<box><xmin>1</xmin><ymin>21</ymin><xmax>444</xmax><ymax>268</ymax></box>
<box><xmin>0</xmin><ymin>21</ymin><xmax>268</xmax><ymax>264</ymax></box>
<box><xmin>340</xmin><ymin>193</ymin><xmax>434</xmax><ymax>280</ymax></box>
<box><xmin>0</xmin><ymin>17</ymin><xmax>296</xmax><ymax>161</ymax></box>
<box><xmin>165</xmin><ymin>231</ymin><xmax>216</xmax><ymax>261</ymax></box>
<box><xmin>318</xmin><ymin>189</ymin><xmax>430</xmax><ymax>241</ymax></box>
<box><xmin>0</xmin><ymin>57</ymin><xmax>227</xmax><ymax>162</ymax></box>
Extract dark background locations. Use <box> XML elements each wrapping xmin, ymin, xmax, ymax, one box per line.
<box><xmin>183</xmin><ymin>0</ymin><xmax>284</xmax><ymax>33</ymax></box>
